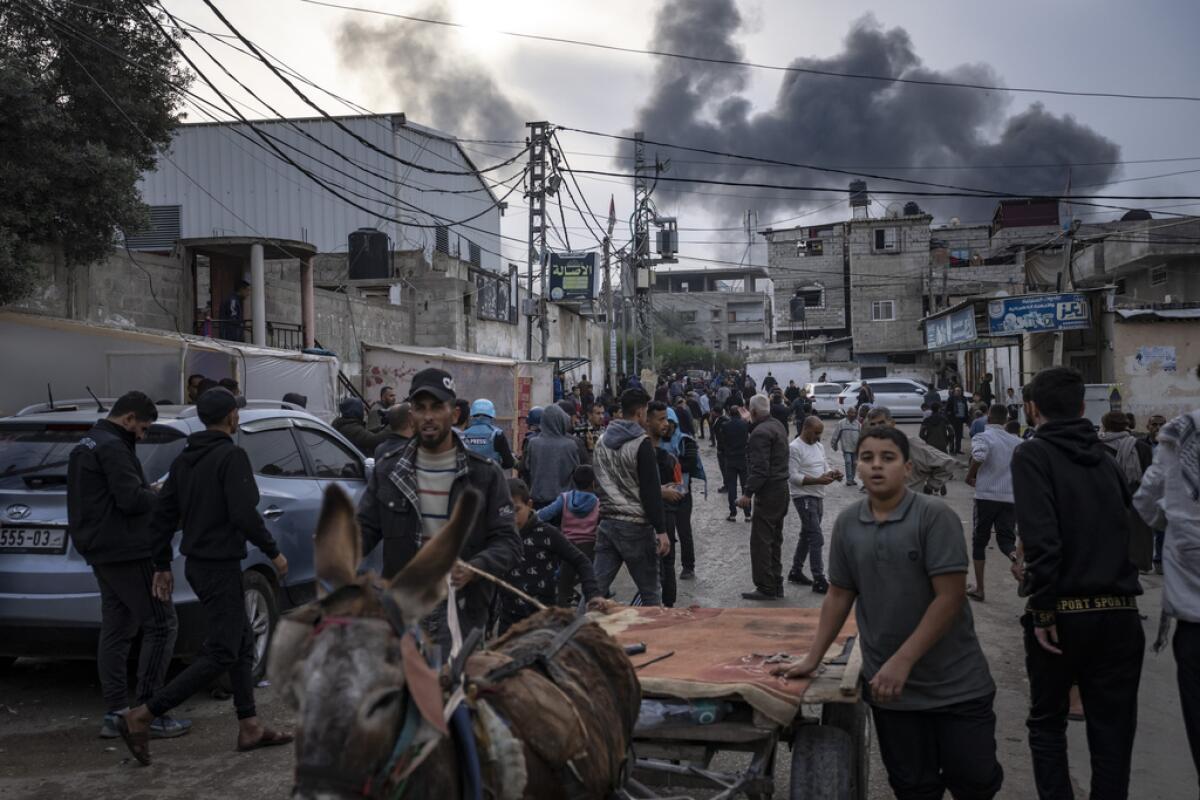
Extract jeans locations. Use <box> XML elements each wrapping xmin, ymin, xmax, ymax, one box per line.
<box><xmin>556</xmin><ymin>540</ymin><xmax>595</xmax><ymax>607</ymax></box>
<box><xmin>660</xmin><ymin>512</ymin><xmax>677</xmax><ymax>607</ymax></box>
<box><xmin>872</xmin><ymin>692</ymin><xmax>1004</xmax><ymax>800</ymax></box>
<box><xmin>1023</xmin><ymin>610</ymin><xmax>1144</xmax><ymax>800</ymax></box>
<box><xmin>93</xmin><ymin>559</ymin><xmax>178</xmax><ymax>713</ymax></box>
<box><xmin>1175</xmin><ymin>620</ymin><xmax>1200</xmax><ymax>792</ymax></box>
<box><xmin>842</xmin><ymin>451</ymin><xmax>858</xmax><ymax>485</ymax></box>
<box><xmin>1154</xmin><ymin>528</ymin><xmax>1166</xmax><ymax>565</ymax></box>
<box><xmin>148</xmin><ymin>560</ymin><xmax>257</xmax><ymax>721</ymax></box>
<box><xmin>749</xmin><ymin>485</ymin><xmax>789</xmax><ymax>595</ymax></box>
<box><xmin>790</xmin><ymin>496</ymin><xmax>825</xmax><ymax>579</ymax></box>
<box><xmin>723</xmin><ymin>462</ymin><xmax>749</xmax><ymax>518</ymax></box>
<box><xmin>594</xmin><ymin>519</ymin><xmax>662</xmax><ymax>607</ymax></box>
<box><xmin>972</xmin><ymin>499</ymin><xmax>1017</xmax><ymax>561</ymax></box>
<box><xmin>675</xmin><ymin>493</ymin><xmax>695</xmax><ymax>572</ymax></box>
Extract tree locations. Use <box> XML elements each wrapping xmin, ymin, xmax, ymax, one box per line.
<box><xmin>0</xmin><ymin>1</ymin><xmax>189</xmax><ymax>304</ymax></box>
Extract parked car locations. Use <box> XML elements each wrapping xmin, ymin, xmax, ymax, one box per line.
<box><xmin>0</xmin><ymin>400</ymin><xmax>372</xmax><ymax>678</ymax></box>
<box><xmin>803</xmin><ymin>382</ymin><xmax>847</xmax><ymax>418</ymax></box>
<box><xmin>836</xmin><ymin>379</ymin><xmax>946</xmax><ymax>420</ymax></box>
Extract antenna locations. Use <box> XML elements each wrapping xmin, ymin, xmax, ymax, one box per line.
<box><xmin>86</xmin><ymin>386</ymin><xmax>108</xmax><ymax>413</ymax></box>
<box><xmin>47</xmin><ymin>383</ymin><xmax>55</xmax><ymax>410</ymax></box>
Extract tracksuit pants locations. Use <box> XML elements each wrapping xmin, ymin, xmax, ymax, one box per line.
<box><xmin>93</xmin><ymin>558</ymin><xmax>178</xmax><ymax>713</ymax></box>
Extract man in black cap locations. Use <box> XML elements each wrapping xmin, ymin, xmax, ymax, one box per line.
<box><xmin>357</xmin><ymin>367</ymin><xmax>521</xmax><ymax>653</ymax></box>
<box><xmin>115</xmin><ymin>388</ymin><xmax>292</xmax><ymax>765</ymax></box>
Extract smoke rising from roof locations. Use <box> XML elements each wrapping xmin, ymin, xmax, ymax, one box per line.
<box><xmin>633</xmin><ymin>2</ymin><xmax>1121</xmax><ymax>223</ymax></box>
<box><xmin>336</xmin><ymin>3</ymin><xmax>530</xmax><ymax>141</ymax></box>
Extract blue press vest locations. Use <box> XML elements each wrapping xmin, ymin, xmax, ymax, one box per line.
<box><xmin>462</xmin><ymin>419</ymin><xmax>501</xmax><ymax>462</ymax></box>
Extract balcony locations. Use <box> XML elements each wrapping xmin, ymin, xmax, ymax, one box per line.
<box><xmin>194</xmin><ymin>317</ymin><xmax>304</xmax><ymax>350</ymax></box>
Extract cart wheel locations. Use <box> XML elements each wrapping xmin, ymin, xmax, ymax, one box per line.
<box><xmin>822</xmin><ymin>701</ymin><xmax>871</xmax><ymax>800</ymax></box>
<box><xmin>789</xmin><ymin>726</ymin><xmax>852</xmax><ymax>800</ymax></box>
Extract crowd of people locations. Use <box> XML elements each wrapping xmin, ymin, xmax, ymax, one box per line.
<box><xmin>63</xmin><ymin>359</ymin><xmax>1200</xmax><ymax>799</ymax></box>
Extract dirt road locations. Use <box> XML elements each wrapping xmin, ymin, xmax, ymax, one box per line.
<box><xmin>0</xmin><ymin>422</ymin><xmax>1191</xmax><ymax>798</ymax></box>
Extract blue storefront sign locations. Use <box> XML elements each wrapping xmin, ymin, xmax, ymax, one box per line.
<box><xmin>987</xmin><ymin>293</ymin><xmax>1090</xmax><ymax>335</ymax></box>
<box><xmin>925</xmin><ymin>306</ymin><xmax>978</xmax><ymax>350</ymax></box>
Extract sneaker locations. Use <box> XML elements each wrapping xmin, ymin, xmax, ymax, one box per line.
<box><xmin>846</xmin><ymin>480</ymin><xmax>857</xmax><ymax>487</ymax></box>
<box><xmin>679</xmin><ymin>569</ymin><xmax>695</xmax><ymax>580</ymax></box>
<box><xmin>744</xmin><ymin>515</ymin><xmax>752</xmax><ymax>522</ymax></box>
<box><xmin>150</xmin><ymin>715</ymin><xmax>192</xmax><ymax>739</ymax></box>
<box><xmin>788</xmin><ymin>570</ymin><xmax>812</xmax><ymax>586</ymax></box>
<box><xmin>939</xmin><ymin>485</ymin><xmax>947</xmax><ymax>496</ymax></box>
<box><xmin>717</xmin><ymin>486</ymin><xmax>727</xmax><ymax>493</ymax></box>
<box><xmin>99</xmin><ymin>712</ymin><xmax>123</xmax><ymax>739</ymax></box>
<box><xmin>727</xmin><ymin>514</ymin><xmax>738</xmax><ymax>522</ymax></box>
<box><xmin>811</xmin><ymin>577</ymin><xmax>829</xmax><ymax>594</ymax></box>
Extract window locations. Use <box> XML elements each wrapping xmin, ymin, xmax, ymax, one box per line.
<box><xmin>815</xmin><ymin>385</ymin><xmax>841</xmax><ymax>395</ymax></box>
<box><xmin>1150</xmin><ymin>265</ymin><xmax>1168</xmax><ymax>286</ymax></box>
<box><xmin>798</xmin><ymin>288</ymin><xmax>824</xmax><ymax>308</ymax></box>
<box><xmin>713</xmin><ymin>339</ymin><xmax>722</xmax><ymax>350</ymax></box>
<box><xmin>871</xmin><ymin>300</ymin><xmax>896</xmax><ymax>321</ymax></box>
<box><xmin>949</xmin><ymin>248</ymin><xmax>971</xmax><ymax>266</ymax></box>
<box><xmin>873</xmin><ymin>228</ymin><xmax>898</xmax><ymax>252</ymax></box>
<box><xmin>299</xmin><ymin>429</ymin><xmax>365</xmax><ymax>479</ymax></box>
<box><xmin>434</xmin><ymin>225</ymin><xmax>450</xmax><ymax>254</ymax></box>
<box><xmin>711</xmin><ymin>309</ymin><xmax>722</xmax><ymax>320</ymax></box>
<box><xmin>1114</xmin><ymin>278</ymin><xmax>1128</xmax><ymax>295</ymax></box>
<box><xmin>679</xmin><ymin>311</ymin><xmax>697</xmax><ymax>323</ymax></box>
<box><xmin>800</xmin><ymin>239</ymin><xmax>824</xmax><ymax>256</ymax></box>
<box><xmin>242</xmin><ymin>428</ymin><xmax>306</xmax><ymax>477</ymax></box>
<box><xmin>680</xmin><ymin>282</ymin><xmax>689</xmax><ymax>292</ymax></box>
<box><xmin>468</xmin><ymin>241</ymin><xmax>481</xmax><ymax>267</ymax></box>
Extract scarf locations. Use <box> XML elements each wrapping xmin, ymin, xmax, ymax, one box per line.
<box><xmin>1159</xmin><ymin>411</ymin><xmax>1200</xmax><ymax>502</ymax></box>
<box><xmin>1097</xmin><ymin>430</ymin><xmax>1142</xmax><ymax>486</ymax></box>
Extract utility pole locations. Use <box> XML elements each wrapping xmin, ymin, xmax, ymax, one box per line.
<box><xmin>604</xmin><ymin>197</ymin><xmax>617</xmax><ymax>398</ymax></box>
<box><xmin>1052</xmin><ymin>222</ymin><xmax>1077</xmax><ymax>367</ymax></box>
<box><xmin>633</xmin><ymin>132</ymin><xmax>654</xmax><ymax>376</ymax></box>
<box><xmin>525</xmin><ymin>121</ymin><xmax>549</xmax><ymax>361</ymax></box>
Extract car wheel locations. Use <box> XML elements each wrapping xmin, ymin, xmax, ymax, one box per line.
<box><xmin>217</xmin><ymin>571</ymin><xmax>279</xmax><ymax>692</ymax></box>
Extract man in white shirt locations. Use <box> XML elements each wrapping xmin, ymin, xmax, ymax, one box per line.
<box><xmin>788</xmin><ymin>416</ymin><xmax>842</xmax><ymax>594</ymax></box>
<box><xmin>965</xmin><ymin>404</ymin><xmax>1022</xmax><ymax>602</ymax></box>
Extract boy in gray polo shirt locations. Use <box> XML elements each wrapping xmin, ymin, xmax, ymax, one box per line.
<box><xmin>777</xmin><ymin>426</ymin><xmax>1003</xmax><ymax>800</ymax></box>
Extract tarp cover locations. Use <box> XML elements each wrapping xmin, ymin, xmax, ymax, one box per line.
<box><xmin>597</xmin><ymin>606</ymin><xmax>856</xmax><ymax>726</ymax></box>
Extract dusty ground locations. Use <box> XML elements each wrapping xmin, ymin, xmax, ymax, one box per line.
<box><xmin>0</xmin><ymin>422</ymin><xmax>1192</xmax><ymax>799</ymax></box>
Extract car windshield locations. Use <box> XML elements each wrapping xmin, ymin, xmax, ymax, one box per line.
<box><xmin>0</xmin><ymin>424</ymin><xmax>186</xmax><ymax>490</ymax></box>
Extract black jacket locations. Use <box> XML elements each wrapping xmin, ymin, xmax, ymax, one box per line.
<box><xmin>1011</xmin><ymin>418</ymin><xmax>1142</xmax><ymax>626</ymax></box>
<box><xmin>67</xmin><ymin>419</ymin><xmax>157</xmax><ymax>565</ymax></box>
<box><xmin>745</xmin><ymin>417</ymin><xmax>789</xmax><ymax>496</ymax></box>
<box><xmin>770</xmin><ymin>402</ymin><xmax>791</xmax><ymax>435</ymax></box>
<box><xmin>357</xmin><ymin>438</ymin><xmax>522</xmax><ymax>622</ymax></box>
<box><xmin>149</xmin><ymin>430</ymin><xmax>279</xmax><ymax>569</ymax></box>
<box><xmin>718</xmin><ymin>415</ymin><xmax>750</xmax><ymax>466</ymax></box>
<box><xmin>333</xmin><ymin>416</ymin><xmax>389</xmax><ymax>457</ymax></box>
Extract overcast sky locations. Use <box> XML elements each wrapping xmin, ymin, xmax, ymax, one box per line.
<box><xmin>164</xmin><ymin>0</ymin><xmax>1200</xmax><ymax>269</ymax></box>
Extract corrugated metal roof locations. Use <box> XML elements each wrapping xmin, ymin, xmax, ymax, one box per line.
<box><xmin>137</xmin><ymin>115</ymin><xmax>503</xmax><ymax>270</ymax></box>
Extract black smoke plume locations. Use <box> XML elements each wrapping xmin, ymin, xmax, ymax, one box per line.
<box><xmin>336</xmin><ymin>3</ymin><xmax>529</xmax><ymax>142</ymax></box>
<box><xmin>633</xmin><ymin>3</ymin><xmax>1121</xmax><ymax>222</ymax></box>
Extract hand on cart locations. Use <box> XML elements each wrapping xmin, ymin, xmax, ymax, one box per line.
<box><xmin>773</xmin><ymin>652</ymin><xmax>822</xmax><ymax>680</ymax></box>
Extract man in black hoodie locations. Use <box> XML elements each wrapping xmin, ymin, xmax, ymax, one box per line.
<box><xmin>116</xmin><ymin>388</ymin><xmax>291</xmax><ymax>765</ymax></box>
<box><xmin>718</xmin><ymin>403</ymin><xmax>751</xmax><ymax>522</ymax></box>
<box><xmin>67</xmin><ymin>391</ymin><xmax>188</xmax><ymax>740</ymax></box>
<box><xmin>1012</xmin><ymin>367</ymin><xmax>1144</xmax><ymax>800</ymax></box>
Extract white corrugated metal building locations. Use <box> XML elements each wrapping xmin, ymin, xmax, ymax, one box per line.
<box><xmin>135</xmin><ymin>113</ymin><xmax>508</xmax><ymax>271</ymax></box>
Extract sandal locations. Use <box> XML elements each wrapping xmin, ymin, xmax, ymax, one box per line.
<box><xmin>116</xmin><ymin>713</ymin><xmax>152</xmax><ymax>766</ymax></box>
<box><xmin>236</xmin><ymin>728</ymin><xmax>294</xmax><ymax>752</ymax></box>
<box><xmin>967</xmin><ymin>589</ymin><xmax>985</xmax><ymax>602</ymax></box>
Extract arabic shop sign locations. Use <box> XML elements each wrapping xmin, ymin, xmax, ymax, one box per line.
<box><xmin>548</xmin><ymin>252</ymin><xmax>596</xmax><ymax>302</ymax></box>
<box><xmin>925</xmin><ymin>306</ymin><xmax>978</xmax><ymax>350</ymax></box>
<box><xmin>987</xmin><ymin>293</ymin><xmax>1090</xmax><ymax>335</ymax></box>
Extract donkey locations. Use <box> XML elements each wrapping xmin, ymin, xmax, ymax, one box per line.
<box><xmin>269</xmin><ymin>485</ymin><xmax>640</xmax><ymax>799</ymax></box>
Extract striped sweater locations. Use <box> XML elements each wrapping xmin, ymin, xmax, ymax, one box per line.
<box><xmin>415</xmin><ymin>446</ymin><xmax>458</xmax><ymax>540</ymax></box>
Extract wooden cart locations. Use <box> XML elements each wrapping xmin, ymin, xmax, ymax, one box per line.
<box><xmin>598</xmin><ymin>607</ymin><xmax>870</xmax><ymax>800</ymax></box>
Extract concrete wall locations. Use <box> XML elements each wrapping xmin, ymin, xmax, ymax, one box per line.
<box><xmin>9</xmin><ymin>247</ymin><xmax>191</xmax><ymax>335</ymax></box>
<box><xmin>1112</xmin><ymin>319</ymin><xmax>1200</xmax><ymax>420</ymax></box>
<box><xmin>764</xmin><ymin>224</ymin><xmax>848</xmax><ymax>336</ymax></box>
<box><xmin>848</xmin><ymin>215</ymin><xmax>932</xmax><ymax>354</ymax></box>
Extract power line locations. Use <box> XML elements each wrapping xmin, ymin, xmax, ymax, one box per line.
<box><xmin>199</xmin><ymin>0</ymin><xmax>528</xmax><ymax>177</ymax></box>
<box><xmin>297</xmin><ymin>0</ymin><xmax>1200</xmax><ymax>104</ymax></box>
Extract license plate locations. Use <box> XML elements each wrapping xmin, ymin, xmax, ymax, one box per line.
<box><xmin>0</xmin><ymin>526</ymin><xmax>68</xmax><ymax>554</ymax></box>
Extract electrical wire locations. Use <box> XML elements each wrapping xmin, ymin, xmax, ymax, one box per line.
<box><xmin>198</xmin><ymin>0</ymin><xmax>528</xmax><ymax>177</ymax></box>
<box><xmin>296</xmin><ymin>0</ymin><xmax>1200</xmax><ymax>104</ymax></box>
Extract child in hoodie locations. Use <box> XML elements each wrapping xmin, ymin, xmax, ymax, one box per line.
<box><xmin>502</xmin><ymin>478</ymin><xmax>600</xmax><ymax>630</ymax></box>
<box><xmin>538</xmin><ymin>465</ymin><xmax>602</xmax><ymax>607</ymax></box>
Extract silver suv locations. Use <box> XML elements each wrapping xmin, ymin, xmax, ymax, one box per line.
<box><xmin>0</xmin><ymin>400</ymin><xmax>371</xmax><ymax>679</ymax></box>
